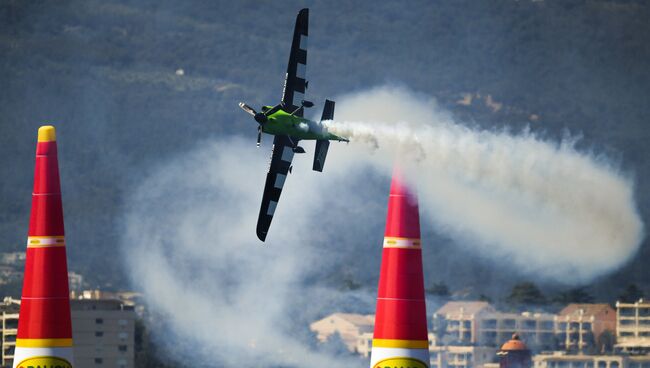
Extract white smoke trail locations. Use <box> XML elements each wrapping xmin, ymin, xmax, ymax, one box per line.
<box><xmin>121</xmin><ymin>86</ymin><xmax>643</xmax><ymax>367</ymax></box>
<box><xmin>326</xmin><ymin>86</ymin><xmax>644</xmax><ymax>283</ymax></box>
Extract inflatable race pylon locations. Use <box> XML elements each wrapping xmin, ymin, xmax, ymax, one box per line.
<box><xmin>13</xmin><ymin>126</ymin><xmax>73</xmax><ymax>368</ymax></box>
<box><xmin>370</xmin><ymin>166</ymin><xmax>430</xmax><ymax>368</ymax></box>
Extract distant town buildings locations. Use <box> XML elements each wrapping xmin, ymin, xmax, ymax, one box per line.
<box><xmin>433</xmin><ymin>301</ymin><xmax>557</xmax><ymax>350</ymax></box>
<box><xmin>533</xmin><ymin>351</ymin><xmax>650</xmax><ymax>368</ymax></box>
<box><xmin>430</xmin><ymin>345</ymin><xmax>497</xmax><ymax>368</ymax></box>
<box><xmin>313</xmin><ymin>299</ymin><xmax>650</xmax><ymax>368</ymax></box>
<box><xmin>556</xmin><ymin>304</ymin><xmax>616</xmax><ymax>353</ymax></box>
<box><xmin>0</xmin><ymin>291</ymin><xmax>137</xmax><ymax>368</ymax></box>
<box><xmin>616</xmin><ymin>300</ymin><xmax>650</xmax><ymax>355</ymax></box>
<box><xmin>310</xmin><ymin>313</ymin><xmax>374</xmax><ymax>354</ymax></box>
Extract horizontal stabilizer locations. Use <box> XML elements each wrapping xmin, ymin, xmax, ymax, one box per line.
<box><xmin>313</xmin><ymin>139</ymin><xmax>330</xmax><ymax>172</ymax></box>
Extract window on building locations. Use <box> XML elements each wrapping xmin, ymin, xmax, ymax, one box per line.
<box><xmin>582</xmin><ymin>323</ymin><xmax>592</xmax><ymax>330</ymax></box>
<box><xmin>118</xmin><ymin>345</ymin><xmax>128</xmax><ymax>352</ymax></box>
<box><xmin>463</xmin><ymin>321</ymin><xmax>471</xmax><ymax>329</ymax></box>
<box><xmin>118</xmin><ymin>319</ymin><xmax>128</xmax><ymax>327</ymax></box>
<box><xmin>118</xmin><ymin>332</ymin><xmax>128</xmax><ymax>340</ymax></box>
<box><xmin>597</xmin><ymin>361</ymin><xmax>607</xmax><ymax>368</ymax></box>
<box><xmin>504</xmin><ymin>319</ymin><xmax>516</xmax><ymax>328</ymax></box>
<box><xmin>523</xmin><ymin>320</ymin><xmax>536</xmax><ymax>329</ymax></box>
<box><xmin>619</xmin><ymin>309</ymin><xmax>635</xmax><ymax>317</ymax></box>
<box><xmin>611</xmin><ymin>362</ymin><xmax>620</xmax><ymax>368</ymax></box>
<box><xmin>95</xmin><ymin>318</ymin><xmax>103</xmax><ymax>324</ymax></box>
<box><xmin>95</xmin><ymin>331</ymin><xmax>104</xmax><ymax>337</ymax></box>
<box><xmin>94</xmin><ymin>358</ymin><xmax>103</xmax><ymax>364</ymax></box>
<box><xmin>117</xmin><ymin>359</ymin><xmax>127</xmax><ymax>368</ymax></box>
<box><xmin>483</xmin><ymin>319</ymin><xmax>497</xmax><ymax>328</ymax></box>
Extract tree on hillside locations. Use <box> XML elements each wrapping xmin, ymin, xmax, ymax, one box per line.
<box><xmin>426</xmin><ymin>281</ymin><xmax>450</xmax><ymax>297</ymax></box>
<box><xmin>618</xmin><ymin>284</ymin><xmax>644</xmax><ymax>303</ymax></box>
<box><xmin>552</xmin><ymin>287</ymin><xmax>595</xmax><ymax>304</ymax></box>
<box><xmin>506</xmin><ymin>282</ymin><xmax>546</xmax><ymax>306</ymax></box>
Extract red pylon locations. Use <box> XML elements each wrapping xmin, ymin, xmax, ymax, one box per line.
<box><xmin>13</xmin><ymin>126</ymin><xmax>74</xmax><ymax>368</ymax></box>
<box><xmin>370</xmin><ymin>166</ymin><xmax>430</xmax><ymax>368</ymax></box>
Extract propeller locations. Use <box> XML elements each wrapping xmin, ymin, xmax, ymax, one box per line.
<box><xmin>238</xmin><ymin>102</ymin><xmax>268</xmax><ymax>124</ymax></box>
<box><xmin>240</xmin><ymin>102</ymin><xmax>272</xmax><ymax>147</ymax></box>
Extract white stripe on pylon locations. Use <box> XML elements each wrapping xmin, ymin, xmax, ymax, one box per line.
<box><xmin>382</xmin><ymin>237</ymin><xmax>421</xmax><ymax>249</ymax></box>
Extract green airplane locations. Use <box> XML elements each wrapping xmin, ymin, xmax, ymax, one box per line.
<box><xmin>238</xmin><ymin>8</ymin><xmax>348</xmax><ymax>242</ymax></box>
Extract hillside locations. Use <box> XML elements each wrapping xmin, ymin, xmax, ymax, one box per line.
<box><xmin>0</xmin><ymin>0</ymin><xmax>648</xmax><ymax>298</ymax></box>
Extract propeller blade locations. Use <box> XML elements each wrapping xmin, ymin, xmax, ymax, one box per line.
<box><xmin>239</xmin><ymin>102</ymin><xmax>257</xmax><ymax>116</ymax></box>
<box><xmin>257</xmin><ymin>126</ymin><xmax>262</xmax><ymax>147</ymax></box>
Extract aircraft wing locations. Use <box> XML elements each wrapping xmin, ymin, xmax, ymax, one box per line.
<box><xmin>256</xmin><ymin>135</ymin><xmax>295</xmax><ymax>241</ymax></box>
<box><xmin>280</xmin><ymin>8</ymin><xmax>308</xmax><ymax>118</ymax></box>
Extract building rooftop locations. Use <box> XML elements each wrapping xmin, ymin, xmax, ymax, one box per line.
<box><xmin>500</xmin><ymin>334</ymin><xmax>529</xmax><ymax>351</ymax></box>
<box><xmin>558</xmin><ymin>304</ymin><xmax>614</xmax><ymax>318</ymax></box>
<box><xmin>436</xmin><ymin>301</ymin><xmax>495</xmax><ymax>317</ymax></box>
<box><xmin>327</xmin><ymin>313</ymin><xmax>375</xmax><ymax>326</ymax></box>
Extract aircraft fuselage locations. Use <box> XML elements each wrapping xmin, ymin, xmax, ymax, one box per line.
<box><xmin>259</xmin><ymin>106</ymin><xmax>346</xmax><ymax>142</ymax></box>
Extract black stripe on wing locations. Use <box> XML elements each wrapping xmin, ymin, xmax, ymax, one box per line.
<box><xmin>281</xmin><ymin>8</ymin><xmax>308</xmax><ymax>117</ymax></box>
<box><xmin>256</xmin><ymin>135</ymin><xmax>295</xmax><ymax>241</ymax></box>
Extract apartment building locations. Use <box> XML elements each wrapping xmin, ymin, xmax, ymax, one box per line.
<box><xmin>533</xmin><ymin>351</ymin><xmax>650</xmax><ymax>368</ymax></box>
<box><xmin>72</xmin><ymin>298</ymin><xmax>136</xmax><ymax>368</ymax></box>
<box><xmin>556</xmin><ymin>304</ymin><xmax>616</xmax><ymax>352</ymax></box>
<box><xmin>434</xmin><ymin>302</ymin><xmax>556</xmax><ymax>350</ymax></box>
<box><xmin>433</xmin><ymin>302</ymin><xmax>615</xmax><ymax>352</ymax></box>
<box><xmin>0</xmin><ymin>295</ymin><xmax>136</xmax><ymax>368</ymax></box>
<box><xmin>0</xmin><ymin>298</ymin><xmax>19</xmax><ymax>367</ymax></box>
<box><xmin>430</xmin><ymin>345</ymin><xmax>497</xmax><ymax>368</ymax></box>
<box><xmin>433</xmin><ymin>301</ymin><xmax>496</xmax><ymax>345</ymax></box>
<box><xmin>479</xmin><ymin>312</ymin><xmax>556</xmax><ymax>350</ymax></box>
<box><xmin>310</xmin><ymin>313</ymin><xmax>374</xmax><ymax>354</ymax></box>
<box><xmin>616</xmin><ymin>299</ymin><xmax>650</xmax><ymax>354</ymax></box>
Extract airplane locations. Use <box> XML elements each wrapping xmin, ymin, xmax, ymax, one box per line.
<box><xmin>238</xmin><ymin>8</ymin><xmax>349</xmax><ymax>242</ymax></box>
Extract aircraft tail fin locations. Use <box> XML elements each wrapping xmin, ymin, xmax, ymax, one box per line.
<box><xmin>321</xmin><ymin>99</ymin><xmax>335</xmax><ymax>121</ymax></box>
<box><xmin>313</xmin><ymin>99</ymin><xmax>335</xmax><ymax>172</ymax></box>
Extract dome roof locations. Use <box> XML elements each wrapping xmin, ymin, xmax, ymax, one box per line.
<box><xmin>500</xmin><ymin>333</ymin><xmax>528</xmax><ymax>351</ymax></box>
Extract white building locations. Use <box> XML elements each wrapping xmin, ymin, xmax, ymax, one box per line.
<box><xmin>434</xmin><ymin>302</ymin><xmax>556</xmax><ymax>350</ymax></box>
<box><xmin>533</xmin><ymin>351</ymin><xmax>650</xmax><ymax>368</ymax></box>
<box><xmin>310</xmin><ymin>313</ymin><xmax>374</xmax><ymax>354</ymax></box>
<box><xmin>616</xmin><ymin>299</ymin><xmax>650</xmax><ymax>354</ymax></box>
<box><xmin>430</xmin><ymin>345</ymin><xmax>497</xmax><ymax>368</ymax></box>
